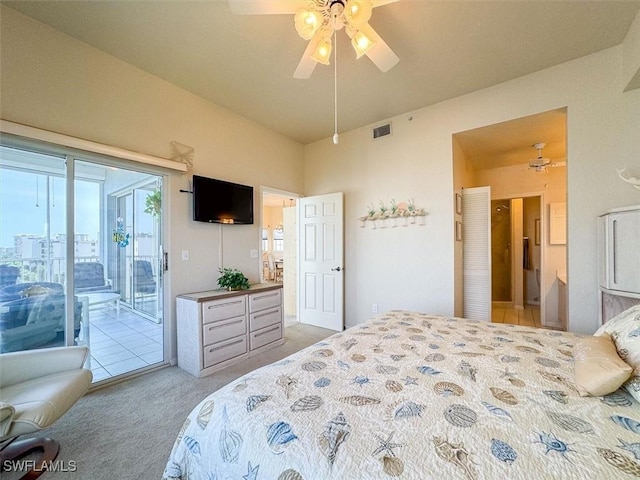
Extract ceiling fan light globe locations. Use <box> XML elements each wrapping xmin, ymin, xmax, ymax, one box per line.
<box><xmin>351</xmin><ymin>30</ymin><xmax>375</xmax><ymax>58</ymax></box>
<box><xmin>294</xmin><ymin>9</ymin><xmax>323</xmax><ymax>40</ymax></box>
<box><xmin>312</xmin><ymin>37</ymin><xmax>333</xmax><ymax>65</ymax></box>
<box><xmin>345</xmin><ymin>0</ymin><xmax>373</xmax><ymax>26</ymax></box>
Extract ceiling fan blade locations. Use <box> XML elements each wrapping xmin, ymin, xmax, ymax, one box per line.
<box><xmin>372</xmin><ymin>0</ymin><xmax>399</xmax><ymax>7</ymax></box>
<box><xmin>228</xmin><ymin>0</ymin><xmax>303</xmax><ymax>15</ymax></box>
<box><xmin>293</xmin><ymin>30</ymin><xmax>324</xmax><ymax>79</ymax></box>
<box><xmin>359</xmin><ymin>23</ymin><xmax>399</xmax><ymax>73</ymax></box>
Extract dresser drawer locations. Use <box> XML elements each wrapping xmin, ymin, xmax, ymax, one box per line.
<box><xmin>249</xmin><ymin>289</ymin><xmax>281</xmax><ymax>313</ymax></box>
<box><xmin>203</xmin><ymin>335</ymin><xmax>247</xmax><ymax>369</ymax></box>
<box><xmin>249</xmin><ymin>323</ymin><xmax>282</xmax><ymax>350</ymax></box>
<box><xmin>249</xmin><ymin>307</ymin><xmax>281</xmax><ymax>332</ymax></box>
<box><xmin>202</xmin><ymin>296</ymin><xmax>246</xmax><ymax>323</ymax></box>
<box><xmin>203</xmin><ymin>315</ymin><xmax>246</xmax><ymax>346</ymax></box>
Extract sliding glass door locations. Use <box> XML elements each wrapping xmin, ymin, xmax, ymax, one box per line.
<box><xmin>0</xmin><ymin>141</ymin><xmax>166</xmax><ymax>384</ymax></box>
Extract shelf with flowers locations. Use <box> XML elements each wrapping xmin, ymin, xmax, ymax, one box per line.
<box><xmin>359</xmin><ymin>199</ymin><xmax>427</xmax><ymax>228</ymax></box>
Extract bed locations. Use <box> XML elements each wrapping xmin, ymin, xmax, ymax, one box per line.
<box><xmin>163</xmin><ymin>310</ymin><xmax>640</xmax><ymax>479</ymax></box>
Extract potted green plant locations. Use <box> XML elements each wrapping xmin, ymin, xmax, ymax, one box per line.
<box><xmin>217</xmin><ymin>268</ymin><xmax>250</xmax><ymax>291</ymax></box>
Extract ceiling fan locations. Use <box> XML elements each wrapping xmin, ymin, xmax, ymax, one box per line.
<box><xmin>228</xmin><ymin>0</ymin><xmax>400</xmax><ymax>79</ymax></box>
<box><xmin>528</xmin><ymin>142</ymin><xmax>552</xmax><ymax>173</ymax></box>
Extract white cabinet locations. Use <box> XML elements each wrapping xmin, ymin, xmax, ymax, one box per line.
<box><xmin>598</xmin><ymin>206</ymin><xmax>640</xmax><ymax>294</ymax></box>
<box><xmin>598</xmin><ymin>205</ymin><xmax>640</xmax><ymax>323</ymax></box>
<box><xmin>177</xmin><ymin>284</ymin><xmax>283</xmax><ymax>378</ymax></box>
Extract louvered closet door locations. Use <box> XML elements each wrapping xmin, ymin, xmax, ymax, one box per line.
<box><xmin>462</xmin><ymin>186</ymin><xmax>491</xmax><ymax>321</ymax></box>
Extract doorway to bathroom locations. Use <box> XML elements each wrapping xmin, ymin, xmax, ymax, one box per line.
<box><xmin>490</xmin><ymin>196</ymin><xmax>542</xmax><ymax>327</ymax></box>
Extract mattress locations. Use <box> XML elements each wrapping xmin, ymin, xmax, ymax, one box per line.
<box><xmin>163</xmin><ymin>311</ymin><xmax>640</xmax><ymax>479</ymax></box>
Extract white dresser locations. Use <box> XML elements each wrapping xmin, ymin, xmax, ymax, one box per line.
<box><xmin>597</xmin><ymin>205</ymin><xmax>640</xmax><ymax>323</ymax></box>
<box><xmin>177</xmin><ymin>284</ymin><xmax>283</xmax><ymax>377</ymax></box>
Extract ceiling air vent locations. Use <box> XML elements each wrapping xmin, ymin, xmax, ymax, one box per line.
<box><xmin>373</xmin><ymin>123</ymin><xmax>392</xmax><ymax>140</ymax></box>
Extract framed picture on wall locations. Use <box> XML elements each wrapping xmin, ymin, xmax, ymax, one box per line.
<box><xmin>535</xmin><ymin>218</ymin><xmax>541</xmax><ymax>246</ymax></box>
<box><xmin>456</xmin><ymin>221</ymin><xmax>463</xmax><ymax>241</ymax></box>
<box><xmin>455</xmin><ymin>193</ymin><xmax>462</xmax><ymax>215</ymax></box>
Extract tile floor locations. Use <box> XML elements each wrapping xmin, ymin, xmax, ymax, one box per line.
<box><xmin>491</xmin><ymin>303</ymin><xmax>542</xmax><ymax>328</ymax></box>
<box><xmin>83</xmin><ymin>305</ymin><xmax>164</xmax><ymax>382</ymax></box>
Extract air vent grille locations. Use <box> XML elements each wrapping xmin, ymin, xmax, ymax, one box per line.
<box><xmin>373</xmin><ymin>123</ymin><xmax>392</xmax><ymax>140</ymax></box>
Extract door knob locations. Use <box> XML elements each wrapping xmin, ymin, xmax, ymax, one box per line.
<box><xmin>331</xmin><ymin>267</ymin><xmax>342</xmax><ymax>272</ymax></box>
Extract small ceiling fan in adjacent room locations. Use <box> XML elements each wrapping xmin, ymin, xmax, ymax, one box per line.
<box><xmin>228</xmin><ymin>0</ymin><xmax>400</xmax><ymax>79</ymax></box>
<box><xmin>528</xmin><ymin>142</ymin><xmax>565</xmax><ymax>173</ymax></box>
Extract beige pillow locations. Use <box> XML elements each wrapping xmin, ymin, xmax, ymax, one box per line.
<box><xmin>573</xmin><ymin>332</ymin><xmax>633</xmax><ymax>397</ymax></box>
<box><xmin>595</xmin><ymin>305</ymin><xmax>640</xmax><ymax>401</ymax></box>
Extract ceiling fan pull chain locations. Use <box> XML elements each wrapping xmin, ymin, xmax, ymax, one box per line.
<box><xmin>333</xmin><ymin>28</ymin><xmax>339</xmax><ymax>145</ymax></box>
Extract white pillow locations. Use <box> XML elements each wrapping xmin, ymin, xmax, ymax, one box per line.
<box><xmin>595</xmin><ymin>305</ymin><xmax>640</xmax><ymax>401</ymax></box>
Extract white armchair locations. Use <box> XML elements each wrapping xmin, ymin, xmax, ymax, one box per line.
<box><xmin>0</xmin><ymin>346</ymin><xmax>92</xmax><ymax>479</ymax></box>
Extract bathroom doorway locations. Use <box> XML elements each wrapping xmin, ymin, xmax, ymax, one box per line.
<box><xmin>490</xmin><ymin>195</ymin><xmax>542</xmax><ymax>327</ymax></box>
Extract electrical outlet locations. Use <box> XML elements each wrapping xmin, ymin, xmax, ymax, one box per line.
<box><xmin>181</xmin><ymin>250</ymin><xmax>189</xmax><ymax>261</ymax></box>
<box><xmin>372</xmin><ymin>303</ymin><xmax>378</xmax><ymax>314</ymax></box>
<box><xmin>250</xmin><ymin>249</ymin><xmax>258</xmax><ymax>258</ymax></box>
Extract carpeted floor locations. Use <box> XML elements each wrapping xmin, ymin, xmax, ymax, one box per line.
<box><xmin>10</xmin><ymin>323</ymin><xmax>334</xmax><ymax>480</ymax></box>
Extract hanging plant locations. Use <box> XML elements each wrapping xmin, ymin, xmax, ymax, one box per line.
<box><xmin>144</xmin><ymin>189</ymin><xmax>162</xmax><ymax>217</ymax></box>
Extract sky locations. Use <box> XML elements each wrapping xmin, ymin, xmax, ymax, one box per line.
<box><xmin>1</xmin><ymin>169</ymin><xmax>101</xmax><ymax>247</ymax></box>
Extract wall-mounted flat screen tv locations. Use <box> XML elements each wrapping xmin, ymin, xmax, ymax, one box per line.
<box><xmin>192</xmin><ymin>175</ymin><xmax>254</xmax><ymax>224</ymax></box>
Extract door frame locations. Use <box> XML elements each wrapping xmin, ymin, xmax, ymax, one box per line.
<box><xmin>492</xmin><ymin>191</ymin><xmax>546</xmax><ymax>326</ymax></box>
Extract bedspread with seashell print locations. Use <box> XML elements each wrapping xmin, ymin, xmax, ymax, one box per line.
<box><xmin>162</xmin><ymin>311</ymin><xmax>640</xmax><ymax>480</ymax></box>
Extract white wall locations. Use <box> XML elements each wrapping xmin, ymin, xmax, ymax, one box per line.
<box><xmin>305</xmin><ymin>45</ymin><xmax>640</xmax><ymax>333</ymax></box>
<box><xmin>0</xmin><ymin>6</ymin><xmax>305</xmax><ymax>359</ymax></box>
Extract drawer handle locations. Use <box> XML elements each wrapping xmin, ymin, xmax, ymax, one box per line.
<box><xmin>208</xmin><ymin>300</ymin><xmax>243</xmax><ymax>309</ymax></box>
<box><xmin>208</xmin><ymin>319</ymin><xmax>244</xmax><ymax>331</ymax></box>
<box><xmin>254</xmin><ymin>292</ymin><xmax>279</xmax><ymax>300</ymax></box>
<box><xmin>210</xmin><ymin>338</ymin><xmax>244</xmax><ymax>352</ymax></box>
<box><xmin>254</xmin><ymin>309</ymin><xmax>279</xmax><ymax>320</ymax></box>
<box><xmin>254</xmin><ymin>325</ymin><xmax>280</xmax><ymax>337</ymax></box>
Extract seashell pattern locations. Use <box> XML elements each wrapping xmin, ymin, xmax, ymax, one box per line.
<box><xmin>597</xmin><ymin>448</ymin><xmax>640</xmax><ymax>477</ymax></box>
<box><xmin>219</xmin><ymin>408</ymin><xmax>243</xmax><ymax>463</ymax></box>
<box><xmin>535</xmin><ymin>357</ymin><xmax>561</xmax><ymax>368</ymax></box>
<box><xmin>444</xmin><ymin>404</ymin><xmax>477</xmax><ymax>428</ymax></box>
<box><xmin>390</xmin><ymin>401</ymin><xmax>425</xmax><ymax>420</ymax></box>
<box><xmin>338</xmin><ymin>395</ymin><xmax>381</xmax><ymax>406</ymax></box>
<box><xmin>546</xmin><ymin>411</ymin><xmax>595</xmax><ymax>434</ymax></box>
<box><xmin>543</xmin><ymin>390</ymin><xmax>568</xmax><ymax>404</ymax></box>
<box><xmin>432</xmin><ymin>436</ymin><xmax>478</xmax><ymax>480</ymax></box>
<box><xmin>611</xmin><ymin>415</ymin><xmax>640</xmax><ymax>435</ymax></box>
<box><xmin>425</xmin><ymin>353</ymin><xmax>446</xmax><ymax>362</ymax></box>
<box><xmin>491</xmin><ymin>438</ymin><xmax>517</xmax><ymax>464</ymax></box>
<box><xmin>301</xmin><ymin>361</ymin><xmax>327</xmax><ymax>372</ymax></box>
<box><xmin>376</xmin><ymin>364</ymin><xmax>399</xmax><ymax>375</ymax></box>
<box><xmin>164</xmin><ymin>311</ymin><xmax>634</xmax><ymax>479</ymax></box>
<box><xmin>434</xmin><ymin>382</ymin><xmax>464</xmax><ymax>397</ymax></box>
<box><xmin>267</xmin><ymin>421</ymin><xmax>298</xmax><ymax>454</ymax></box>
<box><xmin>601</xmin><ymin>390</ymin><xmax>633</xmax><ymax>407</ymax></box>
<box><xmin>481</xmin><ymin>401</ymin><xmax>513</xmax><ymax>422</ymax></box>
<box><xmin>385</xmin><ymin>380</ymin><xmax>404</xmax><ymax>393</ymax></box>
<box><xmin>290</xmin><ymin>395</ymin><xmax>324</xmax><ymax>412</ymax></box>
<box><xmin>278</xmin><ymin>469</ymin><xmax>304</xmax><ymax>480</ymax></box>
<box><xmin>318</xmin><ymin>412</ymin><xmax>351</xmax><ymax>466</ymax></box>
<box><xmin>246</xmin><ymin>395</ymin><xmax>270</xmax><ymax>412</ymax></box>
<box><xmin>490</xmin><ymin>387</ymin><xmax>518</xmax><ymax>405</ymax></box>
<box><xmin>382</xmin><ymin>456</ymin><xmax>404</xmax><ymax>477</ymax></box>
<box><xmin>197</xmin><ymin>400</ymin><xmax>215</xmax><ymax>429</ymax></box>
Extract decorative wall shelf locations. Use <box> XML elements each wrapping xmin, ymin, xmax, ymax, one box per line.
<box><xmin>359</xmin><ymin>199</ymin><xmax>427</xmax><ymax>228</ymax></box>
<box><xmin>617</xmin><ymin>168</ymin><xmax>640</xmax><ymax>190</ymax></box>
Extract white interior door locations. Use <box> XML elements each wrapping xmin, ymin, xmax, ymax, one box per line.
<box><xmin>298</xmin><ymin>192</ymin><xmax>344</xmax><ymax>331</ymax></box>
<box><xmin>463</xmin><ymin>186</ymin><xmax>491</xmax><ymax>321</ymax></box>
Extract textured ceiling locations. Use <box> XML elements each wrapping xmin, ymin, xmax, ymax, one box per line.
<box><xmin>4</xmin><ymin>0</ymin><xmax>639</xmax><ymax>147</ymax></box>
